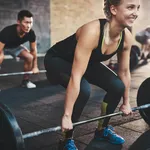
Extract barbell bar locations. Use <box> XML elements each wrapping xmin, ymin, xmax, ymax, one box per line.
<box><xmin>1</xmin><ymin>77</ymin><xmax>150</xmax><ymax>150</ymax></box>
<box><xmin>0</xmin><ymin>70</ymin><xmax>46</xmax><ymax>77</ymax></box>
<box><xmin>1</xmin><ymin>102</ymin><xmax>150</xmax><ymax>150</ymax></box>
<box><xmin>23</xmin><ymin>103</ymin><xmax>150</xmax><ymax>139</ymax></box>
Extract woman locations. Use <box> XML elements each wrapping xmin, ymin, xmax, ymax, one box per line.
<box><xmin>44</xmin><ymin>0</ymin><xmax>140</xmax><ymax>149</ymax></box>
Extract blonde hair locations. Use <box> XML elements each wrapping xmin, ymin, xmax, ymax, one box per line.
<box><xmin>103</xmin><ymin>0</ymin><xmax>122</xmax><ymax>20</ymax></box>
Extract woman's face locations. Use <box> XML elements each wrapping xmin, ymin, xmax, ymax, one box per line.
<box><xmin>111</xmin><ymin>0</ymin><xmax>140</xmax><ymax>27</ymax></box>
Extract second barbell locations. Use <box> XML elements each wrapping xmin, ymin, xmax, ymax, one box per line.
<box><xmin>0</xmin><ymin>70</ymin><xmax>46</xmax><ymax>77</ymax></box>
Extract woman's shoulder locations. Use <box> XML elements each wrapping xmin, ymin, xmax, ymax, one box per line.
<box><xmin>75</xmin><ymin>19</ymin><xmax>104</xmax><ymax>48</ymax></box>
<box><xmin>77</xmin><ymin>18</ymin><xmax>106</xmax><ymax>36</ymax></box>
<box><xmin>124</xmin><ymin>28</ymin><xmax>133</xmax><ymax>40</ymax></box>
<box><xmin>123</xmin><ymin>28</ymin><xmax>134</xmax><ymax>48</ymax></box>
<box><xmin>82</xmin><ymin>18</ymin><xmax>107</xmax><ymax>28</ymax></box>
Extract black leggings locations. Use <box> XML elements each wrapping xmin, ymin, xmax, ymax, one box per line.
<box><xmin>44</xmin><ymin>51</ymin><xmax>125</xmax><ymax>127</ymax></box>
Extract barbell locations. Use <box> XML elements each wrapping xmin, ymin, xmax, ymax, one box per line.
<box><xmin>1</xmin><ymin>77</ymin><xmax>150</xmax><ymax>150</ymax></box>
<box><xmin>0</xmin><ymin>70</ymin><xmax>46</xmax><ymax>77</ymax></box>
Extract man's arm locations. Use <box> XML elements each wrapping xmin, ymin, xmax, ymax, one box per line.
<box><xmin>30</xmin><ymin>41</ymin><xmax>39</xmax><ymax>73</ymax></box>
<box><xmin>0</xmin><ymin>42</ymin><xmax>5</xmax><ymax>64</ymax></box>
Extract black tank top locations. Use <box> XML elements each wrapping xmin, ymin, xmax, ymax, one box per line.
<box><xmin>50</xmin><ymin>19</ymin><xmax>125</xmax><ymax>63</ymax></box>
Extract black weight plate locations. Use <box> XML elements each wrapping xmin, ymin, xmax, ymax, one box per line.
<box><xmin>130</xmin><ymin>48</ymin><xmax>139</xmax><ymax>71</ymax></box>
<box><xmin>129</xmin><ymin>130</ymin><xmax>150</xmax><ymax>150</ymax></box>
<box><xmin>137</xmin><ymin>78</ymin><xmax>150</xmax><ymax>126</ymax></box>
<box><xmin>0</xmin><ymin>103</ymin><xmax>25</xmax><ymax>150</ymax></box>
<box><xmin>131</xmin><ymin>45</ymin><xmax>141</xmax><ymax>56</ymax></box>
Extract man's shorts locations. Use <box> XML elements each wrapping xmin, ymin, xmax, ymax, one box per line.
<box><xmin>4</xmin><ymin>45</ymin><xmax>28</xmax><ymax>58</ymax></box>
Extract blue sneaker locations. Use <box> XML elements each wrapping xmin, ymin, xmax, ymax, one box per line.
<box><xmin>58</xmin><ymin>139</ymin><xmax>78</xmax><ymax>150</ymax></box>
<box><xmin>94</xmin><ymin>125</ymin><xmax>125</xmax><ymax>145</ymax></box>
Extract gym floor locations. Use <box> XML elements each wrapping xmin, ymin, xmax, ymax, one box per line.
<box><xmin>0</xmin><ymin>57</ymin><xmax>150</xmax><ymax>150</ymax></box>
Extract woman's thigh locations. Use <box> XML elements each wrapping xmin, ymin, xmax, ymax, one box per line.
<box><xmin>85</xmin><ymin>62</ymin><xmax>123</xmax><ymax>93</ymax></box>
<box><xmin>44</xmin><ymin>54</ymin><xmax>72</xmax><ymax>86</ymax></box>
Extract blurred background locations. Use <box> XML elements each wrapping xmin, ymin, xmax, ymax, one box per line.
<box><xmin>0</xmin><ymin>0</ymin><xmax>149</xmax><ymax>54</ymax></box>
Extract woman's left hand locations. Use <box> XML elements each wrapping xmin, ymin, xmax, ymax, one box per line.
<box><xmin>119</xmin><ymin>103</ymin><xmax>133</xmax><ymax>116</ymax></box>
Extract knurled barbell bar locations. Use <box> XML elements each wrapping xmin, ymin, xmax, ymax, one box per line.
<box><xmin>1</xmin><ymin>77</ymin><xmax>150</xmax><ymax>150</ymax></box>
<box><xmin>1</xmin><ymin>102</ymin><xmax>150</xmax><ymax>150</ymax></box>
<box><xmin>0</xmin><ymin>70</ymin><xmax>46</xmax><ymax>77</ymax></box>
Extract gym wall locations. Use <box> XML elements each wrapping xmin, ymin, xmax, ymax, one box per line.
<box><xmin>51</xmin><ymin>0</ymin><xmax>150</xmax><ymax>47</ymax></box>
<box><xmin>0</xmin><ymin>0</ymin><xmax>50</xmax><ymax>53</ymax></box>
<box><xmin>0</xmin><ymin>0</ymin><xmax>149</xmax><ymax>53</ymax></box>
<box><xmin>50</xmin><ymin>0</ymin><xmax>104</xmax><ymax>45</ymax></box>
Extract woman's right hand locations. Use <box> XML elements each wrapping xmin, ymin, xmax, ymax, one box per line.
<box><xmin>61</xmin><ymin>114</ymin><xmax>73</xmax><ymax>132</ymax></box>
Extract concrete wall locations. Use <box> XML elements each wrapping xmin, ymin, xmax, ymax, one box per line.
<box><xmin>50</xmin><ymin>0</ymin><xmax>150</xmax><ymax>47</ymax></box>
<box><xmin>50</xmin><ymin>0</ymin><xmax>104</xmax><ymax>45</ymax></box>
<box><xmin>133</xmin><ymin>1</ymin><xmax>150</xmax><ymax>46</ymax></box>
<box><xmin>0</xmin><ymin>0</ymin><xmax>150</xmax><ymax>53</ymax></box>
<box><xmin>0</xmin><ymin>0</ymin><xmax>50</xmax><ymax>53</ymax></box>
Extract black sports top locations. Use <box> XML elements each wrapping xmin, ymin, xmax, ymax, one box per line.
<box><xmin>0</xmin><ymin>24</ymin><xmax>36</xmax><ymax>48</ymax></box>
<box><xmin>50</xmin><ymin>19</ymin><xmax>125</xmax><ymax>63</ymax></box>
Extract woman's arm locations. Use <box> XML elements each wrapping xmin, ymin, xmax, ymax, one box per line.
<box><xmin>62</xmin><ymin>21</ymin><xmax>100</xmax><ymax>131</ymax></box>
<box><xmin>117</xmin><ymin>28</ymin><xmax>133</xmax><ymax>115</ymax></box>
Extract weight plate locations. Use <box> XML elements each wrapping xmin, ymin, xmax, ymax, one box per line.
<box><xmin>131</xmin><ymin>45</ymin><xmax>141</xmax><ymax>56</ymax></box>
<box><xmin>0</xmin><ymin>103</ymin><xmax>25</xmax><ymax>150</ymax></box>
<box><xmin>130</xmin><ymin>48</ymin><xmax>139</xmax><ymax>71</ymax></box>
<box><xmin>137</xmin><ymin>78</ymin><xmax>150</xmax><ymax>126</ymax></box>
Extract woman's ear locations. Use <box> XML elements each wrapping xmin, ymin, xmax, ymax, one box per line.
<box><xmin>110</xmin><ymin>5</ymin><xmax>117</xmax><ymax>16</ymax></box>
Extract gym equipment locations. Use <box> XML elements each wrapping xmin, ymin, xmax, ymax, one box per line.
<box><xmin>137</xmin><ymin>77</ymin><xmax>150</xmax><ymax>125</ymax></box>
<box><xmin>131</xmin><ymin>45</ymin><xmax>141</xmax><ymax>57</ymax></box>
<box><xmin>107</xmin><ymin>46</ymin><xmax>139</xmax><ymax>71</ymax></box>
<box><xmin>1</xmin><ymin>78</ymin><xmax>150</xmax><ymax>150</ymax></box>
<box><xmin>0</xmin><ymin>102</ymin><xmax>150</xmax><ymax>150</ymax></box>
<box><xmin>130</xmin><ymin>48</ymin><xmax>139</xmax><ymax>70</ymax></box>
<box><xmin>135</xmin><ymin>30</ymin><xmax>147</xmax><ymax>44</ymax></box>
<box><xmin>0</xmin><ymin>70</ymin><xmax>46</xmax><ymax>77</ymax></box>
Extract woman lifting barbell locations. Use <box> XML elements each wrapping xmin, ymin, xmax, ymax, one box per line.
<box><xmin>44</xmin><ymin>0</ymin><xmax>141</xmax><ymax>149</ymax></box>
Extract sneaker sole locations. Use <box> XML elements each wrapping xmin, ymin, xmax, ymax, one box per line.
<box><xmin>21</xmin><ymin>85</ymin><xmax>36</xmax><ymax>89</ymax></box>
<box><xmin>94</xmin><ymin>137</ymin><xmax>125</xmax><ymax>145</ymax></box>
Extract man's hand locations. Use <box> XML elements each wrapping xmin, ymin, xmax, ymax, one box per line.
<box><xmin>32</xmin><ymin>67</ymin><xmax>39</xmax><ymax>74</ymax></box>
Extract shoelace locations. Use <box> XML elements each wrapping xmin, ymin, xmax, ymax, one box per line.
<box><xmin>65</xmin><ymin>140</ymin><xmax>76</xmax><ymax>150</ymax></box>
<box><xmin>104</xmin><ymin>126</ymin><xmax>117</xmax><ymax>137</ymax></box>
<box><xmin>107</xmin><ymin>125</ymin><xmax>114</xmax><ymax>131</ymax></box>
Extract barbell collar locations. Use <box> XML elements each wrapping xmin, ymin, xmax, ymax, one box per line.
<box><xmin>132</xmin><ymin>103</ymin><xmax>150</xmax><ymax>112</ymax></box>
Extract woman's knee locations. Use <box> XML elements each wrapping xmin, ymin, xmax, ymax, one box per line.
<box><xmin>72</xmin><ymin>80</ymin><xmax>91</xmax><ymax>122</ymax></box>
<box><xmin>79</xmin><ymin>79</ymin><xmax>91</xmax><ymax>100</ymax></box>
<box><xmin>110</xmin><ymin>79</ymin><xmax>125</xmax><ymax>95</ymax></box>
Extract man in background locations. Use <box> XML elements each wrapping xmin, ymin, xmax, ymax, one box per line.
<box><xmin>0</xmin><ymin>10</ymin><xmax>39</xmax><ymax>88</ymax></box>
